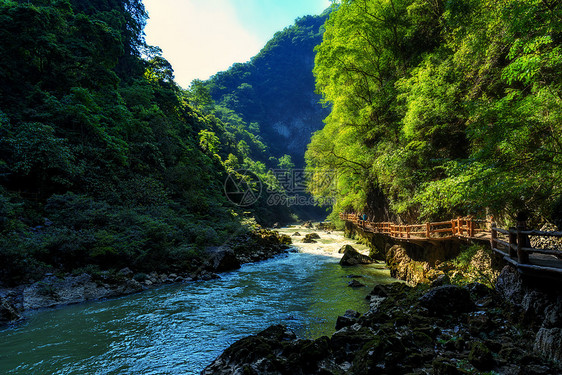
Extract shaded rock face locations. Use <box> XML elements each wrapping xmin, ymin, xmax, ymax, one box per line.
<box><xmin>21</xmin><ymin>274</ymin><xmax>144</xmax><ymax>310</ymax></box>
<box><xmin>386</xmin><ymin>245</ymin><xmax>427</xmax><ymax>284</ymax></box>
<box><xmin>339</xmin><ymin>246</ymin><xmax>373</xmax><ymax>266</ymax></box>
<box><xmin>496</xmin><ymin>265</ymin><xmax>562</xmax><ymax>362</ymax></box>
<box><xmin>204</xmin><ymin>282</ymin><xmax>561</xmax><ymax>374</ymax></box>
<box><xmin>206</xmin><ymin>247</ymin><xmax>241</xmax><ymax>272</ymax></box>
<box><xmin>534</xmin><ymin>328</ymin><xmax>562</xmax><ymax>362</ymax></box>
<box><xmin>0</xmin><ymin>297</ymin><xmax>21</xmax><ymax>322</ymax></box>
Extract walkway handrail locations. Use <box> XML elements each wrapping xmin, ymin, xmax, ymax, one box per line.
<box><xmin>339</xmin><ymin>212</ymin><xmax>489</xmax><ymax>240</ymax></box>
<box><xmin>490</xmin><ymin>223</ymin><xmax>562</xmax><ymax>265</ymax></box>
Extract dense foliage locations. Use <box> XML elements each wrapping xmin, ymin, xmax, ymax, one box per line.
<box><xmin>205</xmin><ymin>12</ymin><xmax>331</xmax><ymax>167</ymax></box>
<box><xmin>307</xmin><ymin>0</ymin><xmax>562</xmax><ymax>225</ymax></box>
<box><xmin>0</xmin><ymin>0</ymin><xmax>288</xmax><ymax>285</ymax></box>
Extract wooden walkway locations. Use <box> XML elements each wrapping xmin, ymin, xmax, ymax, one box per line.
<box><xmin>341</xmin><ymin>212</ymin><xmax>562</xmax><ymax>277</ymax></box>
<box><xmin>339</xmin><ymin>213</ymin><xmax>491</xmax><ymax>242</ymax></box>
<box><xmin>491</xmin><ymin>225</ymin><xmax>562</xmax><ymax>278</ymax></box>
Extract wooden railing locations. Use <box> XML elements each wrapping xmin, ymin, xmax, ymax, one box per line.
<box><xmin>340</xmin><ymin>213</ymin><xmax>489</xmax><ymax>240</ymax></box>
<box><xmin>491</xmin><ymin>224</ymin><xmax>562</xmax><ymax>265</ymax></box>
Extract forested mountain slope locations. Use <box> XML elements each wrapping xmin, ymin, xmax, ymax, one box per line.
<box><xmin>0</xmin><ymin>0</ymin><xmax>288</xmax><ymax>285</ymax></box>
<box><xmin>307</xmin><ymin>0</ymin><xmax>562</xmax><ymax>226</ymax></box>
<box><xmin>205</xmin><ymin>12</ymin><xmax>331</xmax><ymax>167</ymax></box>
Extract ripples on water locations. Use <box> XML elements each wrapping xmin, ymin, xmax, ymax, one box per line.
<box><xmin>0</xmin><ymin>228</ymin><xmax>396</xmax><ymax>374</ymax></box>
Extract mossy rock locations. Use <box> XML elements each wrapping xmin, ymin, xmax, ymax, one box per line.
<box><xmin>468</xmin><ymin>341</ymin><xmax>494</xmax><ymax>370</ymax></box>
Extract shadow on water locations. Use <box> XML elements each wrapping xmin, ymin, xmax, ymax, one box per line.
<box><xmin>0</xmin><ymin>236</ymin><xmax>396</xmax><ymax>374</ymax></box>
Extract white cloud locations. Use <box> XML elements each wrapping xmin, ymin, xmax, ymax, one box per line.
<box><xmin>144</xmin><ymin>0</ymin><xmax>263</xmax><ymax>88</ymax></box>
<box><xmin>143</xmin><ymin>0</ymin><xmax>331</xmax><ymax>88</ymax></box>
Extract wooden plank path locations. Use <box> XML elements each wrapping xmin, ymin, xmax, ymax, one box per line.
<box><xmin>341</xmin><ymin>212</ymin><xmax>562</xmax><ymax>278</ymax></box>
<box><xmin>339</xmin><ymin>213</ymin><xmax>491</xmax><ymax>242</ymax></box>
<box><xmin>491</xmin><ymin>224</ymin><xmax>562</xmax><ymax>278</ymax></box>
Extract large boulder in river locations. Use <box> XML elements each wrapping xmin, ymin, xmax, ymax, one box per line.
<box><xmin>0</xmin><ymin>297</ymin><xmax>21</xmax><ymax>323</ymax></box>
<box><xmin>339</xmin><ymin>244</ymin><xmax>355</xmax><ymax>254</ymax></box>
<box><xmin>206</xmin><ymin>246</ymin><xmax>241</xmax><ymax>272</ymax></box>
<box><xmin>302</xmin><ymin>233</ymin><xmax>320</xmax><ymax>243</ymax></box>
<box><xmin>340</xmin><ymin>246</ymin><xmax>373</xmax><ymax>266</ymax></box>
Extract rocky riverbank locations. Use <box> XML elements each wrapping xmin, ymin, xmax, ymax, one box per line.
<box><xmin>203</xmin><ymin>265</ymin><xmax>561</xmax><ymax>374</ymax></box>
<box><xmin>0</xmin><ymin>229</ymin><xmax>292</xmax><ymax>325</ymax></box>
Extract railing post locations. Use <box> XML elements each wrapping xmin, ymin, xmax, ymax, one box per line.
<box><xmin>457</xmin><ymin>217</ymin><xmax>462</xmax><ymax>236</ymax></box>
<box><xmin>516</xmin><ymin>218</ymin><xmax>530</xmax><ymax>264</ymax></box>
<box><xmin>516</xmin><ymin>228</ymin><xmax>529</xmax><ymax>264</ymax></box>
<box><xmin>490</xmin><ymin>223</ymin><xmax>497</xmax><ymax>250</ymax></box>
<box><xmin>406</xmin><ymin>225</ymin><xmax>410</xmax><ymax>239</ymax></box>
<box><xmin>508</xmin><ymin>228</ymin><xmax>517</xmax><ymax>258</ymax></box>
<box><xmin>425</xmin><ymin>222</ymin><xmax>430</xmax><ymax>238</ymax></box>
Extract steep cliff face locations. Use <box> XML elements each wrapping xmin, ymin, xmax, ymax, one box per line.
<box><xmin>206</xmin><ymin>13</ymin><xmax>331</xmax><ymax>167</ymax></box>
<box><xmin>496</xmin><ymin>266</ymin><xmax>562</xmax><ymax>363</ymax></box>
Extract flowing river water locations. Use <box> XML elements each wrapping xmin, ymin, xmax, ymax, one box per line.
<box><xmin>0</xmin><ymin>226</ymin><xmax>397</xmax><ymax>374</ymax></box>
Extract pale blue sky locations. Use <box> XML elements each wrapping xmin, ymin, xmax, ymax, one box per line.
<box><xmin>143</xmin><ymin>0</ymin><xmax>331</xmax><ymax>88</ymax></box>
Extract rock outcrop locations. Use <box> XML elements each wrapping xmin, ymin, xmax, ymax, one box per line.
<box><xmin>496</xmin><ymin>265</ymin><xmax>562</xmax><ymax>362</ymax></box>
<box><xmin>21</xmin><ymin>274</ymin><xmax>144</xmax><ymax>310</ymax></box>
<box><xmin>302</xmin><ymin>233</ymin><xmax>320</xmax><ymax>243</ymax></box>
<box><xmin>339</xmin><ymin>246</ymin><xmax>373</xmax><ymax>266</ymax></box>
<box><xmin>203</xmin><ymin>282</ymin><xmax>561</xmax><ymax>374</ymax></box>
<box><xmin>205</xmin><ymin>246</ymin><xmax>241</xmax><ymax>272</ymax></box>
<box><xmin>0</xmin><ymin>297</ymin><xmax>21</xmax><ymax>323</ymax></box>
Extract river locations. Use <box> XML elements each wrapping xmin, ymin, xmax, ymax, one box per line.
<box><xmin>0</xmin><ymin>226</ymin><xmax>396</xmax><ymax>374</ymax></box>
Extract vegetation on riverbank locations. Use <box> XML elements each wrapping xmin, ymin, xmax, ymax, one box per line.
<box><xmin>0</xmin><ymin>0</ymin><xmax>302</xmax><ymax>287</ymax></box>
<box><xmin>307</xmin><ymin>0</ymin><xmax>562</xmax><ymax>226</ymax></box>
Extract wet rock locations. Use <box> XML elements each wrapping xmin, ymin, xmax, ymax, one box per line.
<box><xmin>348</xmin><ymin>280</ymin><xmax>366</xmax><ymax>288</ymax></box>
<box><xmin>0</xmin><ymin>297</ymin><xmax>21</xmax><ymax>323</ymax></box>
<box><xmin>339</xmin><ymin>246</ymin><xmax>373</xmax><ymax>266</ymax></box>
<box><xmin>292</xmin><ymin>232</ymin><xmax>301</xmax><ymax>236</ymax></box>
<box><xmin>338</xmin><ymin>244</ymin><xmax>355</xmax><ymax>254</ymax></box>
<box><xmin>206</xmin><ymin>246</ymin><xmax>241</xmax><ymax>272</ymax></box>
<box><xmin>335</xmin><ymin>310</ymin><xmax>360</xmax><ymax>330</ymax></box>
<box><xmin>418</xmin><ymin>285</ymin><xmax>474</xmax><ymax>316</ymax></box>
<box><xmin>302</xmin><ymin>233</ymin><xmax>321</xmax><ymax>243</ymax></box>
